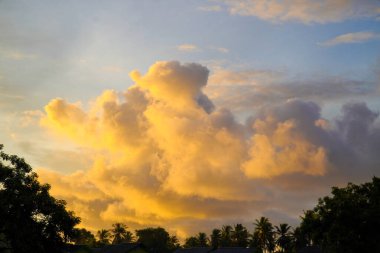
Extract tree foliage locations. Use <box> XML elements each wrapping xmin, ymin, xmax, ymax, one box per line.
<box><xmin>0</xmin><ymin>145</ymin><xmax>80</xmax><ymax>253</ymax></box>
<box><xmin>71</xmin><ymin>228</ymin><xmax>96</xmax><ymax>247</ymax></box>
<box><xmin>274</xmin><ymin>224</ymin><xmax>292</xmax><ymax>253</ymax></box>
<box><xmin>300</xmin><ymin>177</ymin><xmax>380</xmax><ymax>253</ymax></box>
<box><xmin>136</xmin><ymin>227</ymin><xmax>179</xmax><ymax>253</ymax></box>
<box><xmin>210</xmin><ymin>229</ymin><xmax>221</xmax><ymax>249</ymax></box>
<box><xmin>111</xmin><ymin>223</ymin><xmax>134</xmax><ymax>244</ymax></box>
<box><xmin>252</xmin><ymin>217</ymin><xmax>275</xmax><ymax>253</ymax></box>
<box><xmin>232</xmin><ymin>224</ymin><xmax>249</xmax><ymax>247</ymax></box>
<box><xmin>96</xmin><ymin>229</ymin><xmax>111</xmax><ymax>246</ymax></box>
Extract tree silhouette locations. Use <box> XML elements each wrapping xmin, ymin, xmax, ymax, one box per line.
<box><xmin>232</xmin><ymin>224</ymin><xmax>249</xmax><ymax>247</ymax></box>
<box><xmin>0</xmin><ymin>145</ymin><xmax>80</xmax><ymax>253</ymax></box>
<box><xmin>196</xmin><ymin>232</ymin><xmax>209</xmax><ymax>247</ymax></box>
<box><xmin>184</xmin><ymin>236</ymin><xmax>199</xmax><ymax>248</ymax></box>
<box><xmin>72</xmin><ymin>228</ymin><xmax>96</xmax><ymax>247</ymax></box>
<box><xmin>300</xmin><ymin>177</ymin><xmax>380</xmax><ymax>253</ymax></box>
<box><xmin>220</xmin><ymin>225</ymin><xmax>233</xmax><ymax>247</ymax></box>
<box><xmin>210</xmin><ymin>228</ymin><xmax>221</xmax><ymax>249</ymax></box>
<box><xmin>111</xmin><ymin>223</ymin><xmax>133</xmax><ymax>244</ymax></box>
<box><xmin>97</xmin><ymin>229</ymin><xmax>111</xmax><ymax>245</ymax></box>
<box><xmin>253</xmin><ymin>217</ymin><xmax>274</xmax><ymax>253</ymax></box>
<box><xmin>136</xmin><ymin>227</ymin><xmax>177</xmax><ymax>253</ymax></box>
<box><xmin>292</xmin><ymin>227</ymin><xmax>307</xmax><ymax>252</ymax></box>
<box><xmin>274</xmin><ymin>224</ymin><xmax>292</xmax><ymax>253</ymax></box>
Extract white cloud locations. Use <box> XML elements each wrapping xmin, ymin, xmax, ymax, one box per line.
<box><xmin>213</xmin><ymin>0</ymin><xmax>380</xmax><ymax>24</ymax></box>
<box><xmin>319</xmin><ymin>31</ymin><xmax>380</xmax><ymax>46</ymax></box>
<box><xmin>177</xmin><ymin>44</ymin><xmax>199</xmax><ymax>52</ymax></box>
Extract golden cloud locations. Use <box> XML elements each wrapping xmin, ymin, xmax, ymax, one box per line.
<box><xmin>38</xmin><ymin>61</ymin><xmax>379</xmax><ymax>237</ymax></box>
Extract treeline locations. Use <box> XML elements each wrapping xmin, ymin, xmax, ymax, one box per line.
<box><xmin>71</xmin><ymin>225</ymin><xmax>180</xmax><ymax>253</ymax></box>
<box><xmin>83</xmin><ymin>219</ymin><xmax>293</xmax><ymax>252</ymax></box>
<box><xmin>72</xmin><ymin>218</ymin><xmax>297</xmax><ymax>253</ymax></box>
<box><xmin>1</xmin><ymin>145</ymin><xmax>380</xmax><ymax>253</ymax></box>
<box><xmin>71</xmin><ymin>176</ymin><xmax>380</xmax><ymax>253</ymax></box>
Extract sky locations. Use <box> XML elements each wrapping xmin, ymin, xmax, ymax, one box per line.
<box><xmin>1</xmin><ymin>0</ymin><xmax>380</xmax><ymax>238</ymax></box>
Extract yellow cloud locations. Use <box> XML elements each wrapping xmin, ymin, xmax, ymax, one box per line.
<box><xmin>39</xmin><ymin>61</ymin><xmax>333</xmax><ymax>237</ymax></box>
<box><xmin>243</xmin><ymin>119</ymin><xmax>328</xmax><ymax>178</ymax></box>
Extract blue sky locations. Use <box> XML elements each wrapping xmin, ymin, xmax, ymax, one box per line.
<box><xmin>1</xmin><ymin>0</ymin><xmax>380</xmax><ymax>236</ymax></box>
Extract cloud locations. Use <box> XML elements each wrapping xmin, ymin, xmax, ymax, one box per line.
<box><xmin>101</xmin><ymin>65</ymin><xmax>126</xmax><ymax>73</ymax></box>
<box><xmin>0</xmin><ymin>48</ymin><xmax>37</xmax><ymax>60</ymax></box>
<box><xmin>216</xmin><ymin>47</ymin><xmax>229</xmax><ymax>53</ymax></box>
<box><xmin>207</xmin><ymin>66</ymin><xmax>282</xmax><ymax>86</ymax></box>
<box><xmin>205</xmin><ymin>65</ymin><xmax>377</xmax><ymax>113</ymax></box>
<box><xmin>38</xmin><ymin>61</ymin><xmax>380</xmax><ymax>237</ymax></box>
<box><xmin>212</xmin><ymin>0</ymin><xmax>380</xmax><ymax>24</ymax></box>
<box><xmin>198</xmin><ymin>5</ymin><xmax>223</xmax><ymax>12</ymax></box>
<box><xmin>177</xmin><ymin>44</ymin><xmax>199</xmax><ymax>52</ymax></box>
<box><xmin>319</xmin><ymin>31</ymin><xmax>380</xmax><ymax>46</ymax></box>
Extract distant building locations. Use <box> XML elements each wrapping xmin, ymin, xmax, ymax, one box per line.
<box><xmin>297</xmin><ymin>246</ymin><xmax>322</xmax><ymax>253</ymax></box>
<box><xmin>175</xmin><ymin>248</ymin><xmax>256</xmax><ymax>253</ymax></box>
<box><xmin>174</xmin><ymin>248</ymin><xmax>213</xmax><ymax>253</ymax></box>
<box><xmin>213</xmin><ymin>247</ymin><xmax>256</xmax><ymax>253</ymax></box>
<box><xmin>92</xmin><ymin>243</ymin><xmax>148</xmax><ymax>253</ymax></box>
<box><xmin>63</xmin><ymin>243</ymin><xmax>148</xmax><ymax>253</ymax></box>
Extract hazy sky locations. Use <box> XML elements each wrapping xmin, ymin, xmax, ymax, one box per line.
<box><xmin>1</xmin><ymin>0</ymin><xmax>380</xmax><ymax>237</ymax></box>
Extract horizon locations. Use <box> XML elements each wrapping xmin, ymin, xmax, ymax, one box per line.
<box><xmin>1</xmin><ymin>0</ymin><xmax>380</xmax><ymax>239</ymax></box>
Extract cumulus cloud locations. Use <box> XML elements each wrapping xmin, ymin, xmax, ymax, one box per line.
<box><xmin>38</xmin><ymin>61</ymin><xmax>380</xmax><ymax>237</ymax></box>
<box><xmin>212</xmin><ymin>0</ymin><xmax>380</xmax><ymax>24</ymax></box>
<box><xmin>319</xmin><ymin>31</ymin><xmax>380</xmax><ymax>46</ymax></box>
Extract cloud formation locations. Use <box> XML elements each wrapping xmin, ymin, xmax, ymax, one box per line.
<box><xmin>319</xmin><ymin>31</ymin><xmax>380</xmax><ymax>46</ymax></box>
<box><xmin>205</xmin><ymin>65</ymin><xmax>376</xmax><ymax>113</ymax></box>
<box><xmin>177</xmin><ymin>44</ymin><xmax>199</xmax><ymax>52</ymax></box>
<box><xmin>210</xmin><ymin>0</ymin><xmax>380</xmax><ymax>24</ymax></box>
<box><xmin>38</xmin><ymin>61</ymin><xmax>380</xmax><ymax>237</ymax></box>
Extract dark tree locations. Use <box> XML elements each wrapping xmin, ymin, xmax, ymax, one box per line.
<box><xmin>196</xmin><ymin>232</ymin><xmax>209</xmax><ymax>247</ymax></box>
<box><xmin>252</xmin><ymin>217</ymin><xmax>275</xmax><ymax>253</ymax></box>
<box><xmin>274</xmin><ymin>224</ymin><xmax>292</xmax><ymax>253</ymax></box>
<box><xmin>168</xmin><ymin>235</ymin><xmax>180</xmax><ymax>252</ymax></box>
<box><xmin>96</xmin><ymin>229</ymin><xmax>111</xmax><ymax>246</ymax></box>
<box><xmin>183</xmin><ymin>236</ymin><xmax>199</xmax><ymax>248</ymax></box>
<box><xmin>220</xmin><ymin>225</ymin><xmax>233</xmax><ymax>247</ymax></box>
<box><xmin>291</xmin><ymin>226</ymin><xmax>307</xmax><ymax>252</ymax></box>
<box><xmin>71</xmin><ymin>228</ymin><xmax>96</xmax><ymax>247</ymax></box>
<box><xmin>0</xmin><ymin>145</ymin><xmax>80</xmax><ymax>253</ymax></box>
<box><xmin>232</xmin><ymin>224</ymin><xmax>249</xmax><ymax>247</ymax></box>
<box><xmin>136</xmin><ymin>227</ymin><xmax>178</xmax><ymax>253</ymax></box>
<box><xmin>111</xmin><ymin>223</ymin><xmax>134</xmax><ymax>244</ymax></box>
<box><xmin>300</xmin><ymin>177</ymin><xmax>380</xmax><ymax>253</ymax></box>
<box><xmin>210</xmin><ymin>228</ymin><xmax>221</xmax><ymax>249</ymax></box>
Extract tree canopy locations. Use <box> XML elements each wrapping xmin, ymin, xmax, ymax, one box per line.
<box><xmin>300</xmin><ymin>177</ymin><xmax>380</xmax><ymax>253</ymax></box>
<box><xmin>0</xmin><ymin>145</ymin><xmax>80</xmax><ymax>253</ymax></box>
<box><xmin>136</xmin><ymin>227</ymin><xmax>179</xmax><ymax>253</ymax></box>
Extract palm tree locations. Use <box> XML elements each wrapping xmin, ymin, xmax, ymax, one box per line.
<box><xmin>253</xmin><ymin>217</ymin><xmax>274</xmax><ymax>253</ymax></box>
<box><xmin>184</xmin><ymin>236</ymin><xmax>199</xmax><ymax>248</ymax></box>
<box><xmin>111</xmin><ymin>223</ymin><xmax>134</xmax><ymax>244</ymax></box>
<box><xmin>232</xmin><ymin>224</ymin><xmax>249</xmax><ymax>247</ymax></box>
<box><xmin>220</xmin><ymin>225</ymin><xmax>233</xmax><ymax>247</ymax></box>
<box><xmin>275</xmin><ymin>224</ymin><xmax>292</xmax><ymax>253</ymax></box>
<box><xmin>197</xmin><ymin>232</ymin><xmax>209</xmax><ymax>247</ymax></box>
<box><xmin>210</xmin><ymin>228</ymin><xmax>221</xmax><ymax>249</ymax></box>
<box><xmin>97</xmin><ymin>229</ymin><xmax>111</xmax><ymax>245</ymax></box>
